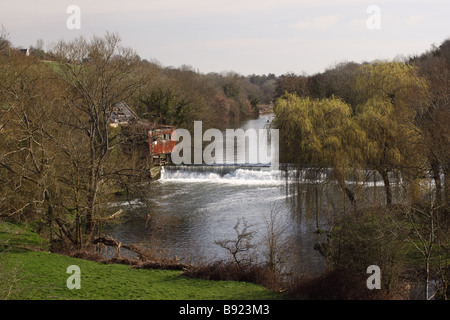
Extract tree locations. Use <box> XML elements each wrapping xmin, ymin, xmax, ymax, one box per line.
<box><xmin>319</xmin><ymin>61</ymin><xmax>361</xmax><ymax>108</ymax></box>
<box><xmin>354</xmin><ymin>62</ymin><xmax>429</xmax><ymax>205</ymax></box>
<box><xmin>0</xmin><ymin>25</ymin><xmax>10</xmax><ymax>55</ymax></box>
<box><xmin>412</xmin><ymin>40</ymin><xmax>450</xmax><ymax>208</ymax></box>
<box><xmin>274</xmin><ymin>72</ymin><xmax>309</xmax><ymax>100</ymax></box>
<box><xmin>1</xmin><ymin>33</ymin><xmax>154</xmax><ymax>250</ymax></box>
<box><xmin>262</xmin><ymin>203</ymin><xmax>292</xmax><ymax>275</ymax></box>
<box><xmin>215</xmin><ymin>217</ymin><xmax>257</xmax><ymax>268</ymax></box>
<box><xmin>274</xmin><ymin>93</ymin><xmax>366</xmax><ymax>205</ymax></box>
<box><xmin>0</xmin><ymin>49</ymin><xmax>61</xmax><ymax>222</ymax></box>
<box><xmin>388</xmin><ymin>203</ymin><xmax>448</xmax><ymax>300</ymax></box>
<box><xmin>47</xmin><ymin>32</ymin><xmax>149</xmax><ymax>246</ymax></box>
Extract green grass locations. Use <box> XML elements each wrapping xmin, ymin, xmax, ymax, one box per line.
<box><xmin>3</xmin><ymin>251</ymin><xmax>282</xmax><ymax>300</ymax></box>
<box><xmin>0</xmin><ymin>221</ymin><xmax>286</xmax><ymax>300</ymax></box>
<box><xmin>0</xmin><ymin>221</ymin><xmax>48</xmax><ymax>250</ymax></box>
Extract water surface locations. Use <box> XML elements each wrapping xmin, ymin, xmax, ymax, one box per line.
<box><xmin>107</xmin><ymin>114</ymin><xmax>331</xmax><ymax>275</ymax></box>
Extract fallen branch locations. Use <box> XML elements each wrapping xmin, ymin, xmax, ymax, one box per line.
<box><xmin>91</xmin><ymin>235</ymin><xmax>193</xmax><ymax>271</ymax></box>
<box><xmin>133</xmin><ymin>261</ymin><xmax>191</xmax><ymax>271</ymax></box>
<box><xmin>92</xmin><ymin>235</ymin><xmax>143</xmax><ymax>258</ymax></box>
<box><xmin>102</xmin><ymin>209</ymin><xmax>123</xmax><ymax>221</ymax></box>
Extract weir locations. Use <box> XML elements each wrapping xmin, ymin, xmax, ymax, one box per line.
<box><xmin>160</xmin><ymin>164</ymin><xmax>286</xmax><ymax>184</ymax></box>
<box><xmin>159</xmin><ymin>164</ymin><xmax>337</xmax><ymax>185</ymax></box>
<box><xmin>160</xmin><ymin>164</ymin><xmax>397</xmax><ymax>187</ymax></box>
<box><xmin>163</xmin><ymin>164</ymin><xmax>272</xmax><ymax>176</ymax></box>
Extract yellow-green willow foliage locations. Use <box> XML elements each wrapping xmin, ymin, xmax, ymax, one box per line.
<box><xmin>354</xmin><ymin>62</ymin><xmax>429</xmax><ymax>204</ymax></box>
<box><xmin>274</xmin><ymin>93</ymin><xmax>366</xmax><ymax>203</ymax></box>
<box><xmin>274</xmin><ymin>62</ymin><xmax>430</xmax><ymax>205</ymax></box>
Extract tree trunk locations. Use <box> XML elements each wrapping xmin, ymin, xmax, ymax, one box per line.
<box><xmin>378</xmin><ymin>168</ymin><xmax>392</xmax><ymax>206</ymax></box>
<box><xmin>86</xmin><ymin>125</ymin><xmax>100</xmax><ymax>237</ymax></box>
<box><xmin>425</xmin><ymin>257</ymin><xmax>430</xmax><ymax>300</ymax></box>
<box><xmin>444</xmin><ymin>165</ymin><xmax>449</xmax><ymax>209</ymax></box>
<box><xmin>431</xmin><ymin>161</ymin><xmax>442</xmax><ymax>206</ymax></box>
<box><xmin>75</xmin><ymin>213</ymin><xmax>81</xmax><ymax>250</ymax></box>
<box><xmin>44</xmin><ymin>190</ymin><xmax>54</xmax><ymax>247</ymax></box>
<box><xmin>409</xmin><ymin>178</ymin><xmax>421</xmax><ymax>205</ymax></box>
<box><xmin>334</xmin><ymin>168</ymin><xmax>356</xmax><ymax>206</ymax></box>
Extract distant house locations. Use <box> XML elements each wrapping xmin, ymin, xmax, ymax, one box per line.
<box><xmin>148</xmin><ymin>124</ymin><xmax>177</xmax><ymax>164</ymax></box>
<box><xmin>18</xmin><ymin>48</ymin><xmax>30</xmax><ymax>56</ymax></box>
<box><xmin>108</xmin><ymin>101</ymin><xmax>176</xmax><ymax>164</ymax></box>
<box><xmin>109</xmin><ymin>102</ymin><xmax>138</xmax><ymax>126</ymax></box>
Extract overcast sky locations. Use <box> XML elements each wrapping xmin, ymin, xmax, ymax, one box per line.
<box><xmin>1</xmin><ymin>0</ymin><xmax>449</xmax><ymax>76</ymax></box>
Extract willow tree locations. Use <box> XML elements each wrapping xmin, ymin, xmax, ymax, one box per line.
<box><xmin>354</xmin><ymin>62</ymin><xmax>429</xmax><ymax>205</ymax></box>
<box><xmin>274</xmin><ymin>93</ymin><xmax>366</xmax><ymax>205</ymax></box>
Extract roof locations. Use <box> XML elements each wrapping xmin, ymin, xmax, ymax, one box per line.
<box><xmin>109</xmin><ymin>102</ymin><xmax>138</xmax><ymax>123</ymax></box>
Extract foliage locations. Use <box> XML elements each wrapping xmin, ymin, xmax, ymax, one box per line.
<box><xmin>0</xmin><ymin>34</ymin><xmax>151</xmax><ymax>251</ymax></box>
<box><xmin>274</xmin><ymin>93</ymin><xmax>365</xmax><ymax>203</ymax></box>
<box><xmin>0</xmin><ymin>31</ymin><xmax>276</xmax><ymax>252</ymax></box>
<box><xmin>138</xmin><ymin>87</ymin><xmax>193</xmax><ymax>126</ymax></box>
<box><xmin>352</xmin><ymin>62</ymin><xmax>429</xmax><ymax>204</ymax></box>
<box><xmin>272</xmin><ymin>41</ymin><xmax>449</xmax><ymax>299</ymax></box>
<box><xmin>1</xmin><ymin>28</ymin><xmax>449</xmax><ymax>300</ymax></box>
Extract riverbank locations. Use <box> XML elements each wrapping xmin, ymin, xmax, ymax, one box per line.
<box><xmin>0</xmin><ymin>221</ymin><xmax>286</xmax><ymax>300</ymax></box>
<box><xmin>150</xmin><ymin>165</ymin><xmax>162</xmax><ymax>180</ymax></box>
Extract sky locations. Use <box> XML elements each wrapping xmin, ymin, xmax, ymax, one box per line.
<box><xmin>1</xmin><ymin>0</ymin><xmax>449</xmax><ymax>76</ymax></box>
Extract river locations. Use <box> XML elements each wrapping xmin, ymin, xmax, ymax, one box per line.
<box><xmin>106</xmin><ymin>114</ymin><xmax>333</xmax><ymax>276</ymax></box>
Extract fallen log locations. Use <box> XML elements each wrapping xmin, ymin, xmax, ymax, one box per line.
<box><xmin>92</xmin><ymin>235</ymin><xmax>143</xmax><ymax>258</ymax></box>
<box><xmin>91</xmin><ymin>236</ymin><xmax>194</xmax><ymax>271</ymax></box>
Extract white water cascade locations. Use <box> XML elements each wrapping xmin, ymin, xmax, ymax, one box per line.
<box><xmin>160</xmin><ymin>165</ymin><xmax>288</xmax><ymax>185</ymax></box>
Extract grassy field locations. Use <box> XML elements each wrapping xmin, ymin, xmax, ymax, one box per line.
<box><xmin>0</xmin><ymin>222</ymin><xmax>286</xmax><ymax>300</ymax></box>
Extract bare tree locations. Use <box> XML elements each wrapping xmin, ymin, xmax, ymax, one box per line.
<box><xmin>413</xmin><ymin>41</ymin><xmax>450</xmax><ymax>208</ymax></box>
<box><xmin>262</xmin><ymin>203</ymin><xmax>292</xmax><ymax>275</ymax></box>
<box><xmin>389</xmin><ymin>204</ymin><xmax>448</xmax><ymax>300</ymax></box>
<box><xmin>48</xmin><ymin>33</ymin><xmax>149</xmax><ymax>246</ymax></box>
<box><xmin>0</xmin><ymin>33</ymin><xmax>152</xmax><ymax>251</ymax></box>
<box><xmin>0</xmin><ymin>49</ymin><xmax>60</xmax><ymax>222</ymax></box>
<box><xmin>215</xmin><ymin>217</ymin><xmax>257</xmax><ymax>268</ymax></box>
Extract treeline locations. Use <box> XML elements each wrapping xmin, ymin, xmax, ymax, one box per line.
<box><xmin>272</xmin><ymin>39</ymin><xmax>449</xmax><ymax>299</ymax></box>
<box><xmin>2</xmin><ymin>30</ymin><xmax>277</xmax><ymax>131</ymax></box>
<box><xmin>133</xmin><ymin>66</ymin><xmax>274</xmax><ymax>131</ymax></box>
